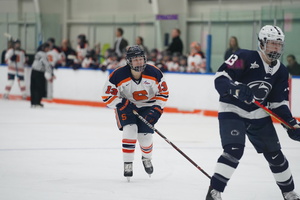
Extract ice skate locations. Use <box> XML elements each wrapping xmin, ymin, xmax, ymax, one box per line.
<box><xmin>142</xmin><ymin>156</ymin><xmax>153</xmax><ymax>177</ymax></box>
<box><xmin>283</xmin><ymin>191</ymin><xmax>300</xmax><ymax>200</ymax></box>
<box><xmin>206</xmin><ymin>186</ymin><xmax>222</xmax><ymax>200</ymax></box>
<box><xmin>124</xmin><ymin>162</ymin><xmax>133</xmax><ymax>182</ymax></box>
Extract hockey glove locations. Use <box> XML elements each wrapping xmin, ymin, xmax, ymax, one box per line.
<box><xmin>10</xmin><ymin>55</ymin><xmax>17</xmax><ymax>61</ymax></box>
<box><xmin>116</xmin><ymin>98</ymin><xmax>137</xmax><ymax>115</ymax></box>
<box><xmin>228</xmin><ymin>81</ymin><xmax>254</xmax><ymax>103</ymax></box>
<box><xmin>284</xmin><ymin>118</ymin><xmax>300</xmax><ymax>142</ymax></box>
<box><xmin>144</xmin><ymin>105</ymin><xmax>163</xmax><ymax>125</ymax></box>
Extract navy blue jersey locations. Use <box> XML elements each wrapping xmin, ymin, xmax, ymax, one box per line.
<box><xmin>215</xmin><ymin>49</ymin><xmax>293</xmax><ymax>124</ymax></box>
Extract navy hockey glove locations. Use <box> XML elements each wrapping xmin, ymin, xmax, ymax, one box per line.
<box><xmin>228</xmin><ymin>81</ymin><xmax>254</xmax><ymax>103</ymax></box>
<box><xmin>283</xmin><ymin>118</ymin><xmax>300</xmax><ymax>142</ymax></box>
<box><xmin>144</xmin><ymin>105</ymin><xmax>163</xmax><ymax>125</ymax></box>
<box><xmin>10</xmin><ymin>55</ymin><xmax>17</xmax><ymax>61</ymax></box>
<box><xmin>116</xmin><ymin>98</ymin><xmax>137</xmax><ymax>115</ymax></box>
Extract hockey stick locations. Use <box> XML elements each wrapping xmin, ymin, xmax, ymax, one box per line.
<box><xmin>133</xmin><ymin>110</ymin><xmax>212</xmax><ymax>179</ymax></box>
<box><xmin>253</xmin><ymin>100</ymin><xmax>295</xmax><ymax>130</ymax></box>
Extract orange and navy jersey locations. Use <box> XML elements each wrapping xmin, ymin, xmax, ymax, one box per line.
<box><xmin>5</xmin><ymin>48</ymin><xmax>26</xmax><ymax>75</ymax></box>
<box><xmin>102</xmin><ymin>64</ymin><xmax>169</xmax><ymax>109</ymax></box>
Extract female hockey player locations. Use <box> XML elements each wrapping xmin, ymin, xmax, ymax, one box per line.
<box><xmin>206</xmin><ymin>25</ymin><xmax>300</xmax><ymax>200</ymax></box>
<box><xmin>102</xmin><ymin>45</ymin><xmax>169</xmax><ymax>181</ymax></box>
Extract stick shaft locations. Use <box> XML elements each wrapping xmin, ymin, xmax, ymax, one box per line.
<box><xmin>253</xmin><ymin>100</ymin><xmax>295</xmax><ymax>129</ymax></box>
<box><xmin>133</xmin><ymin>110</ymin><xmax>211</xmax><ymax>179</ymax></box>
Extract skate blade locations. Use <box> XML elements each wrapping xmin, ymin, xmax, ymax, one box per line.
<box><xmin>148</xmin><ymin>174</ymin><xmax>151</xmax><ymax>178</ymax></box>
<box><xmin>126</xmin><ymin>177</ymin><xmax>130</xmax><ymax>182</ymax></box>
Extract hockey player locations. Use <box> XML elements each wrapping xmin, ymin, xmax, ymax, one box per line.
<box><xmin>102</xmin><ymin>45</ymin><xmax>169</xmax><ymax>181</ymax></box>
<box><xmin>3</xmin><ymin>39</ymin><xmax>27</xmax><ymax>99</ymax></box>
<box><xmin>206</xmin><ymin>25</ymin><xmax>300</xmax><ymax>200</ymax></box>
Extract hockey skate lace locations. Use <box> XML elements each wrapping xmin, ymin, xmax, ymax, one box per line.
<box><xmin>211</xmin><ymin>189</ymin><xmax>222</xmax><ymax>200</ymax></box>
<box><xmin>283</xmin><ymin>191</ymin><xmax>300</xmax><ymax>200</ymax></box>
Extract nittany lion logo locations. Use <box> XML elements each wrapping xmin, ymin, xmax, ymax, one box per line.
<box><xmin>248</xmin><ymin>81</ymin><xmax>272</xmax><ymax>101</ymax></box>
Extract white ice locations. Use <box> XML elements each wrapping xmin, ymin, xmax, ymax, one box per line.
<box><xmin>0</xmin><ymin>99</ymin><xmax>299</xmax><ymax>200</ymax></box>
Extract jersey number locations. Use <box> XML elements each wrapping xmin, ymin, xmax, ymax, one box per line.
<box><xmin>105</xmin><ymin>86</ymin><xmax>118</xmax><ymax>96</ymax></box>
<box><xmin>225</xmin><ymin>54</ymin><xmax>238</xmax><ymax>66</ymax></box>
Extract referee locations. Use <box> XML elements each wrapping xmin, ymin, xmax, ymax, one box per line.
<box><xmin>30</xmin><ymin>43</ymin><xmax>54</xmax><ymax>108</ymax></box>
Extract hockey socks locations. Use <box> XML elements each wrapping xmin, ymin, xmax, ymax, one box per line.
<box><xmin>263</xmin><ymin>150</ymin><xmax>295</xmax><ymax>193</ymax></box>
<box><xmin>210</xmin><ymin>144</ymin><xmax>244</xmax><ymax>192</ymax></box>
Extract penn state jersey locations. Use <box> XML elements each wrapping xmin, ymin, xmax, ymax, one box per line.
<box><xmin>215</xmin><ymin>49</ymin><xmax>291</xmax><ymax>123</ymax></box>
<box><xmin>102</xmin><ymin>64</ymin><xmax>169</xmax><ymax>109</ymax></box>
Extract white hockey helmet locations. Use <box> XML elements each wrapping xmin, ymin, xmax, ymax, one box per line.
<box><xmin>258</xmin><ymin>25</ymin><xmax>285</xmax><ymax>62</ymax></box>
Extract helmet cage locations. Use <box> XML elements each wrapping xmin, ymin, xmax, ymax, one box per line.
<box><xmin>126</xmin><ymin>45</ymin><xmax>147</xmax><ymax>72</ymax></box>
<box><xmin>258</xmin><ymin>25</ymin><xmax>285</xmax><ymax>62</ymax></box>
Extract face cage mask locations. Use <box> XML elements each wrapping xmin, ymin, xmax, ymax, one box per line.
<box><xmin>261</xmin><ymin>40</ymin><xmax>284</xmax><ymax>62</ymax></box>
<box><xmin>127</xmin><ymin>55</ymin><xmax>147</xmax><ymax>72</ymax></box>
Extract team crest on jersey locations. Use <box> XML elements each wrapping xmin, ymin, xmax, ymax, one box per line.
<box><xmin>248</xmin><ymin>81</ymin><xmax>272</xmax><ymax>101</ymax></box>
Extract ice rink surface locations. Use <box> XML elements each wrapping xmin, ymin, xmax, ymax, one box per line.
<box><xmin>0</xmin><ymin>99</ymin><xmax>299</xmax><ymax>200</ymax></box>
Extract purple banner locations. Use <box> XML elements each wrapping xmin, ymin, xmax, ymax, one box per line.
<box><xmin>156</xmin><ymin>14</ymin><xmax>178</xmax><ymax>20</ymax></box>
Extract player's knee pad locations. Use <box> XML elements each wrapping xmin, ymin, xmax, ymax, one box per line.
<box><xmin>123</xmin><ymin>124</ymin><xmax>138</xmax><ymax>139</ymax></box>
<box><xmin>138</xmin><ymin>133</ymin><xmax>153</xmax><ymax>156</ymax></box>
<box><xmin>223</xmin><ymin>144</ymin><xmax>244</xmax><ymax>160</ymax></box>
<box><xmin>263</xmin><ymin>150</ymin><xmax>285</xmax><ymax>166</ymax></box>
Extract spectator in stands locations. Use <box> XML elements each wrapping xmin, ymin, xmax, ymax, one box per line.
<box><xmin>187</xmin><ymin>41</ymin><xmax>206</xmax><ymax>73</ymax></box>
<box><xmin>147</xmin><ymin>48</ymin><xmax>159</xmax><ymax>65</ymax></box>
<box><xmin>166</xmin><ymin>28</ymin><xmax>183</xmax><ymax>55</ymax></box>
<box><xmin>60</xmin><ymin>39</ymin><xmax>77</xmax><ymax>67</ymax></box>
<box><xmin>81</xmin><ymin>49</ymin><xmax>99</xmax><ymax>69</ymax></box>
<box><xmin>113</xmin><ymin>28</ymin><xmax>128</xmax><ymax>59</ymax></box>
<box><xmin>76</xmin><ymin>34</ymin><xmax>89</xmax><ymax>63</ymax></box>
<box><xmin>224</xmin><ymin>36</ymin><xmax>240</xmax><ymax>60</ymax></box>
<box><xmin>286</xmin><ymin>54</ymin><xmax>300</xmax><ymax>76</ymax></box>
<box><xmin>135</xmin><ymin>36</ymin><xmax>149</xmax><ymax>57</ymax></box>
<box><xmin>178</xmin><ymin>55</ymin><xmax>188</xmax><ymax>72</ymax></box>
<box><xmin>93</xmin><ymin>43</ymin><xmax>104</xmax><ymax>64</ymax></box>
<box><xmin>167</xmin><ymin>52</ymin><xmax>180</xmax><ymax>72</ymax></box>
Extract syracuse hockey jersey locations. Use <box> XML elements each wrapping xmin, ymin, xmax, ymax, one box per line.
<box><xmin>5</xmin><ymin>48</ymin><xmax>26</xmax><ymax>76</ymax></box>
<box><xmin>215</xmin><ymin>49</ymin><xmax>293</xmax><ymax>124</ymax></box>
<box><xmin>102</xmin><ymin>64</ymin><xmax>169</xmax><ymax>109</ymax></box>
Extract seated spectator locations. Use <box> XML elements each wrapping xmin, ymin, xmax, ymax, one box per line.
<box><xmin>178</xmin><ymin>55</ymin><xmax>188</xmax><ymax>72</ymax></box>
<box><xmin>60</xmin><ymin>39</ymin><xmax>77</xmax><ymax>67</ymax></box>
<box><xmin>187</xmin><ymin>41</ymin><xmax>206</xmax><ymax>73</ymax></box>
<box><xmin>286</xmin><ymin>54</ymin><xmax>300</xmax><ymax>76</ymax></box>
<box><xmin>147</xmin><ymin>48</ymin><xmax>159</xmax><ymax>65</ymax></box>
<box><xmin>81</xmin><ymin>50</ymin><xmax>99</xmax><ymax>69</ymax></box>
<box><xmin>76</xmin><ymin>34</ymin><xmax>89</xmax><ymax>63</ymax></box>
<box><xmin>167</xmin><ymin>52</ymin><xmax>180</xmax><ymax>72</ymax></box>
<box><xmin>101</xmin><ymin>51</ymin><xmax>119</xmax><ymax>70</ymax></box>
<box><xmin>224</xmin><ymin>36</ymin><xmax>240</xmax><ymax>60</ymax></box>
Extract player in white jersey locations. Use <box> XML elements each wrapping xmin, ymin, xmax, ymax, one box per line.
<box><xmin>102</xmin><ymin>45</ymin><xmax>169</xmax><ymax>181</ymax></box>
<box><xmin>3</xmin><ymin>39</ymin><xmax>27</xmax><ymax>99</ymax></box>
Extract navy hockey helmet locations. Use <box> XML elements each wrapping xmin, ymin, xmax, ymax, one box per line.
<box><xmin>126</xmin><ymin>45</ymin><xmax>147</xmax><ymax>72</ymax></box>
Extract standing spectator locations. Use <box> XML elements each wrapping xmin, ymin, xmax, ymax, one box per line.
<box><xmin>81</xmin><ymin>50</ymin><xmax>99</xmax><ymax>69</ymax></box>
<box><xmin>113</xmin><ymin>28</ymin><xmax>128</xmax><ymax>59</ymax></box>
<box><xmin>3</xmin><ymin>39</ymin><xmax>27</xmax><ymax>99</ymax></box>
<box><xmin>166</xmin><ymin>28</ymin><xmax>183</xmax><ymax>55</ymax></box>
<box><xmin>30</xmin><ymin>43</ymin><xmax>54</xmax><ymax>108</ymax></box>
<box><xmin>60</xmin><ymin>39</ymin><xmax>77</xmax><ymax>67</ymax></box>
<box><xmin>135</xmin><ymin>36</ymin><xmax>149</xmax><ymax>56</ymax></box>
<box><xmin>224</xmin><ymin>36</ymin><xmax>240</xmax><ymax>60</ymax></box>
<box><xmin>286</xmin><ymin>54</ymin><xmax>300</xmax><ymax>76</ymax></box>
<box><xmin>76</xmin><ymin>34</ymin><xmax>89</xmax><ymax>63</ymax></box>
<box><xmin>187</xmin><ymin>41</ymin><xmax>206</xmax><ymax>73</ymax></box>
